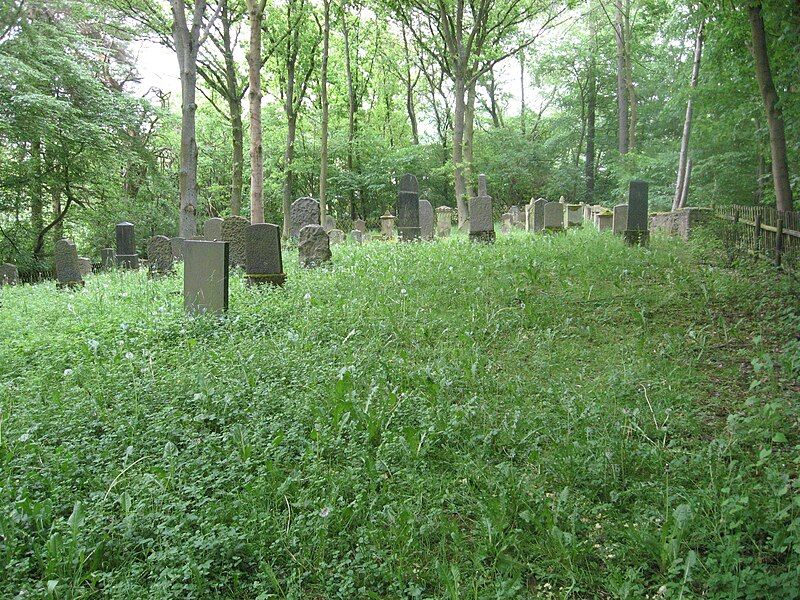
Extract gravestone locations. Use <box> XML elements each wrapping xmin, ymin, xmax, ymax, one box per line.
<box><xmin>469</xmin><ymin>174</ymin><xmax>495</xmax><ymax>243</ymax></box>
<box><xmin>565</xmin><ymin>204</ymin><xmax>583</xmax><ymax>227</ymax></box>
<box><xmin>435</xmin><ymin>206</ymin><xmax>452</xmax><ymax>237</ymax></box>
<box><xmin>290</xmin><ymin>197</ymin><xmax>320</xmax><ymax>237</ymax></box>
<box><xmin>583</xmin><ymin>204</ymin><xmax>593</xmax><ymax>221</ymax></box>
<box><xmin>221</xmin><ymin>216</ymin><xmax>249</xmax><ymax>268</ymax></box>
<box><xmin>510</xmin><ymin>205</ymin><xmax>524</xmax><ymax>229</ymax></box>
<box><xmin>328</xmin><ymin>228</ymin><xmax>346</xmax><ymax>245</ymax></box>
<box><xmin>299</xmin><ymin>224</ymin><xmax>332</xmax><ymax>268</ymax></box>
<box><xmin>379</xmin><ymin>212</ymin><xmax>396</xmax><ymax>239</ymax></box>
<box><xmin>322</xmin><ymin>215</ymin><xmax>337</xmax><ymax>233</ymax></box>
<box><xmin>397</xmin><ymin>174</ymin><xmax>421</xmax><ymax>241</ymax></box>
<box><xmin>558</xmin><ymin>195</ymin><xmax>566</xmax><ymax>204</ymax></box>
<box><xmin>203</xmin><ymin>217</ymin><xmax>224</xmax><ymax>241</ymax></box>
<box><xmin>54</xmin><ymin>239</ymin><xmax>84</xmax><ymax>288</ymax></box>
<box><xmin>353</xmin><ymin>218</ymin><xmax>366</xmax><ymax>234</ymax></box>
<box><xmin>1</xmin><ymin>263</ymin><xmax>19</xmax><ymax>286</ymax></box>
<box><xmin>531</xmin><ymin>198</ymin><xmax>547</xmax><ymax>232</ymax></box>
<box><xmin>543</xmin><ymin>202</ymin><xmax>565</xmax><ymax>232</ymax></box>
<box><xmin>350</xmin><ymin>230</ymin><xmax>363</xmax><ymax>244</ymax></box>
<box><xmin>245</xmin><ymin>223</ymin><xmax>285</xmax><ymax>286</ymax></box>
<box><xmin>500</xmin><ymin>213</ymin><xmax>513</xmax><ymax>234</ymax></box>
<box><xmin>625</xmin><ymin>180</ymin><xmax>650</xmax><ymax>246</ymax></box>
<box><xmin>612</xmin><ymin>204</ymin><xmax>628</xmax><ymax>235</ymax></box>
<box><xmin>115</xmin><ymin>222</ymin><xmax>139</xmax><ymax>269</ymax></box>
<box><xmin>597</xmin><ymin>211</ymin><xmax>613</xmax><ymax>231</ymax></box>
<box><xmin>100</xmin><ymin>248</ymin><xmax>116</xmax><ymax>270</ymax></box>
<box><xmin>170</xmin><ymin>237</ymin><xmax>186</xmax><ymax>261</ymax></box>
<box><xmin>184</xmin><ymin>240</ymin><xmax>229</xmax><ymax>315</ymax></box>
<box><xmin>77</xmin><ymin>257</ymin><xmax>92</xmax><ymax>277</ymax></box>
<box><xmin>419</xmin><ymin>199</ymin><xmax>434</xmax><ymax>241</ymax></box>
<box><xmin>147</xmin><ymin>235</ymin><xmax>174</xmax><ymax>278</ymax></box>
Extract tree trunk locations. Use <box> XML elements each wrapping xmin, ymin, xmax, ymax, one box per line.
<box><xmin>749</xmin><ymin>3</ymin><xmax>793</xmax><ymax>212</ymax></box>
<box><xmin>51</xmin><ymin>186</ymin><xmax>63</xmax><ymax>243</ymax></box>
<box><xmin>624</xmin><ymin>2</ymin><xmax>637</xmax><ymax>151</ymax></box>
<box><xmin>614</xmin><ymin>0</ymin><xmax>629</xmax><ymax>155</ymax></box>
<box><xmin>463</xmin><ymin>79</ymin><xmax>476</xmax><ymax>200</ymax></box>
<box><xmin>343</xmin><ymin>12</ymin><xmax>357</xmax><ymax>219</ymax></box>
<box><xmin>452</xmin><ymin>73</ymin><xmax>467</xmax><ymax>226</ymax></box>
<box><xmin>30</xmin><ymin>139</ymin><xmax>43</xmax><ymax>254</ymax></box>
<box><xmin>247</xmin><ymin>0</ymin><xmax>265</xmax><ymax>223</ymax></box>
<box><xmin>585</xmin><ymin>54</ymin><xmax>596</xmax><ymax>204</ymax></box>
<box><xmin>282</xmin><ymin>37</ymin><xmax>297</xmax><ymax>237</ymax></box>
<box><xmin>177</xmin><ymin>53</ymin><xmax>200</xmax><ymax>237</ymax></box>
<box><xmin>222</xmin><ymin>5</ymin><xmax>243</xmax><ymax>216</ymax></box>
<box><xmin>402</xmin><ymin>27</ymin><xmax>419</xmax><ymax>144</ymax></box>
<box><xmin>679</xmin><ymin>158</ymin><xmax>692</xmax><ymax>208</ymax></box>
<box><xmin>673</xmin><ymin>21</ymin><xmax>704</xmax><ymax>211</ymax></box>
<box><xmin>519</xmin><ymin>50</ymin><xmax>526</xmax><ymax>135</ymax></box>
<box><xmin>319</xmin><ymin>0</ymin><xmax>330</xmax><ymax>222</ymax></box>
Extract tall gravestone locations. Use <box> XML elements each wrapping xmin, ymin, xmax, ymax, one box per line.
<box><xmin>77</xmin><ymin>257</ymin><xmax>92</xmax><ymax>277</ymax></box>
<box><xmin>54</xmin><ymin>239</ymin><xmax>84</xmax><ymax>288</ymax></box>
<box><xmin>170</xmin><ymin>237</ymin><xmax>186</xmax><ymax>261</ymax></box>
<box><xmin>500</xmin><ymin>213</ymin><xmax>513</xmax><ymax>234</ymax></box>
<box><xmin>565</xmin><ymin>204</ymin><xmax>583</xmax><ymax>227</ymax></box>
<box><xmin>1</xmin><ymin>263</ymin><xmax>19</xmax><ymax>286</ymax></box>
<box><xmin>290</xmin><ymin>197</ymin><xmax>320</xmax><ymax>238</ymax></box>
<box><xmin>469</xmin><ymin>174</ymin><xmax>495</xmax><ymax>243</ymax></box>
<box><xmin>435</xmin><ymin>206</ymin><xmax>452</xmax><ymax>237</ymax></box>
<box><xmin>612</xmin><ymin>204</ymin><xmax>628</xmax><ymax>236</ymax></box>
<box><xmin>184</xmin><ymin>240</ymin><xmax>229</xmax><ymax>315</ymax></box>
<box><xmin>203</xmin><ymin>217</ymin><xmax>224</xmax><ymax>241</ymax></box>
<box><xmin>115</xmin><ymin>222</ymin><xmax>138</xmax><ymax>269</ymax></box>
<box><xmin>419</xmin><ymin>199</ymin><xmax>434</xmax><ymax>241</ymax></box>
<box><xmin>322</xmin><ymin>215</ymin><xmax>337</xmax><ymax>233</ymax></box>
<box><xmin>299</xmin><ymin>224</ymin><xmax>332</xmax><ymax>268</ymax></box>
<box><xmin>543</xmin><ymin>202</ymin><xmax>565</xmax><ymax>232</ymax></box>
<box><xmin>397</xmin><ymin>174</ymin><xmax>421</xmax><ymax>241</ymax></box>
<box><xmin>148</xmin><ymin>235</ymin><xmax>174</xmax><ymax>278</ymax></box>
<box><xmin>100</xmin><ymin>248</ymin><xmax>116</xmax><ymax>270</ymax></box>
<box><xmin>583</xmin><ymin>204</ymin><xmax>593</xmax><ymax>221</ymax></box>
<box><xmin>353</xmin><ymin>218</ymin><xmax>366</xmax><ymax>234</ymax></box>
<box><xmin>379</xmin><ymin>212</ymin><xmax>396</xmax><ymax>239</ymax></box>
<box><xmin>531</xmin><ymin>198</ymin><xmax>547</xmax><ymax>232</ymax></box>
<box><xmin>624</xmin><ymin>180</ymin><xmax>650</xmax><ymax>246</ymax></box>
<box><xmin>245</xmin><ymin>223</ymin><xmax>285</xmax><ymax>285</ymax></box>
<box><xmin>221</xmin><ymin>216</ymin><xmax>249</xmax><ymax>268</ymax></box>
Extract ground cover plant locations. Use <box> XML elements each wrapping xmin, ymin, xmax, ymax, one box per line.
<box><xmin>1</xmin><ymin>229</ymin><xmax>798</xmax><ymax>598</ymax></box>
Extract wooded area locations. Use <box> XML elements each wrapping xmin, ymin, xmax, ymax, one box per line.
<box><xmin>1</xmin><ymin>0</ymin><xmax>797</xmax><ymax>269</ymax></box>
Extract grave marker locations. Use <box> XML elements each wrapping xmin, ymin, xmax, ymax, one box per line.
<box><xmin>115</xmin><ymin>222</ymin><xmax>138</xmax><ymax>269</ymax></box>
<box><xmin>379</xmin><ymin>212</ymin><xmax>396</xmax><ymax>239</ymax></box>
<box><xmin>624</xmin><ymin>180</ymin><xmax>650</xmax><ymax>246</ymax></box>
<box><xmin>397</xmin><ymin>174</ymin><xmax>421</xmax><ymax>241</ymax></box>
<box><xmin>612</xmin><ymin>204</ymin><xmax>628</xmax><ymax>236</ymax></box>
<box><xmin>299</xmin><ymin>225</ymin><xmax>332</xmax><ymax>268</ymax></box>
<box><xmin>221</xmin><ymin>216</ymin><xmax>249</xmax><ymax>268</ymax></box>
<box><xmin>435</xmin><ymin>206</ymin><xmax>452</xmax><ymax>237</ymax></box>
<box><xmin>184</xmin><ymin>240</ymin><xmax>229</xmax><ymax>315</ymax></box>
<box><xmin>245</xmin><ymin>223</ymin><xmax>285</xmax><ymax>285</ymax></box>
<box><xmin>469</xmin><ymin>174</ymin><xmax>495</xmax><ymax>243</ymax></box>
<box><xmin>543</xmin><ymin>202</ymin><xmax>565</xmax><ymax>232</ymax></box>
<box><xmin>170</xmin><ymin>237</ymin><xmax>186</xmax><ymax>261</ymax></box>
<box><xmin>147</xmin><ymin>235</ymin><xmax>174</xmax><ymax>277</ymax></box>
<box><xmin>54</xmin><ymin>239</ymin><xmax>84</xmax><ymax>288</ymax></box>
<box><xmin>100</xmin><ymin>248</ymin><xmax>116</xmax><ymax>270</ymax></box>
<box><xmin>1</xmin><ymin>263</ymin><xmax>19</xmax><ymax>286</ymax></box>
<box><xmin>290</xmin><ymin>197</ymin><xmax>320</xmax><ymax>238</ymax></box>
<box><xmin>328</xmin><ymin>228</ymin><xmax>346</xmax><ymax>245</ymax></box>
<box><xmin>419</xmin><ymin>199</ymin><xmax>434</xmax><ymax>241</ymax></box>
<box><xmin>203</xmin><ymin>217</ymin><xmax>223</xmax><ymax>241</ymax></box>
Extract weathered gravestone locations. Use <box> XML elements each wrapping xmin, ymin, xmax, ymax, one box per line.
<box><xmin>77</xmin><ymin>257</ymin><xmax>92</xmax><ymax>277</ymax></box>
<box><xmin>147</xmin><ymin>235</ymin><xmax>174</xmax><ymax>278</ymax></box>
<box><xmin>543</xmin><ymin>202</ymin><xmax>565</xmax><ymax>232</ymax></box>
<box><xmin>624</xmin><ymin>180</ymin><xmax>650</xmax><ymax>246</ymax></box>
<box><xmin>435</xmin><ymin>206</ymin><xmax>452</xmax><ymax>237</ymax></box>
<box><xmin>203</xmin><ymin>217</ymin><xmax>224</xmax><ymax>241</ymax></box>
<box><xmin>322</xmin><ymin>215</ymin><xmax>337</xmax><ymax>233</ymax></box>
<box><xmin>54</xmin><ymin>239</ymin><xmax>84</xmax><ymax>288</ymax></box>
<box><xmin>115</xmin><ymin>222</ymin><xmax>139</xmax><ymax>269</ymax></box>
<box><xmin>221</xmin><ymin>216</ymin><xmax>249</xmax><ymax>268</ymax></box>
<box><xmin>328</xmin><ymin>228</ymin><xmax>346</xmax><ymax>245</ymax></box>
<box><xmin>419</xmin><ymin>199</ymin><xmax>434</xmax><ymax>241</ymax></box>
<box><xmin>245</xmin><ymin>223</ymin><xmax>285</xmax><ymax>286</ymax></box>
<box><xmin>583</xmin><ymin>204</ymin><xmax>593</xmax><ymax>221</ymax></box>
<box><xmin>350</xmin><ymin>230</ymin><xmax>363</xmax><ymax>244</ymax></box>
<box><xmin>290</xmin><ymin>197</ymin><xmax>320</xmax><ymax>238</ymax></box>
<box><xmin>299</xmin><ymin>224</ymin><xmax>332</xmax><ymax>268</ymax></box>
<box><xmin>531</xmin><ymin>198</ymin><xmax>547</xmax><ymax>232</ymax></box>
<box><xmin>379</xmin><ymin>212</ymin><xmax>396</xmax><ymax>239</ymax></box>
<box><xmin>510</xmin><ymin>205</ymin><xmax>525</xmax><ymax>229</ymax></box>
<box><xmin>565</xmin><ymin>204</ymin><xmax>583</xmax><ymax>227</ymax></box>
<box><xmin>184</xmin><ymin>240</ymin><xmax>229</xmax><ymax>315</ymax></box>
<box><xmin>500</xmin><ymin>213</ymin><xmax>513</xmax><ymax>234</ymax></box>
<box><xmin>353</xmin><ymin>218</ymin><xmax>366</xmax><ymax>234</ymax></box>
<box><xmin>170</xmin><ymin>237</ymin><xmax>185</xmax><ymax>261</ymax></box>
<box><xmin>1</xmin><ymin>263</ymin><xmax>19</xmax><ymax>286</ymax></box>
<box><xmin>397</xmin><ymin>174</ymin><xmax>421</xmax><ymax>241</ymax></box>
<box><xmin>612</xmin><ymin>204</ymin><xmax>628</xmax><ymax>236</ymax></box>
<box><xmin>469</xmin><ymin>174</ymin><xmax>495</xmax><ymax>243</ymax></box>
<box><xmin>597</xmin><ymin>211</ymin><xmax>613</xmax><ymax>231</ymax></box>
<box><xmin>100</xmin><ymin>248</ymin><xmax>116</xmax><ymax>270</ymax></box>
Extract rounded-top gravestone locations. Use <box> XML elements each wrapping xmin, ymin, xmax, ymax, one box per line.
<box><xmin>290</xmin><ymin>197</ymin><xmax>321</xmax><ymax>238</ymax></box>
<box><xmin>298</xmin><ymin>224</ymin><xmax>332</xmax><ymax>268</ymax></box>
<box><xmin>54</xmin><ymin>239</ymin><xmax>84</xmax><ymax>288</ymax></box>
<box><xmin>203</xmin><ymin>217</ymin><xmax>224</xmax><ymax>241</ymax></box>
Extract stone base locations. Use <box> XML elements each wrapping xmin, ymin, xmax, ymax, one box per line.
<box><xmin>57</xmin><ymin>280</ymin><xmax>85</xmax><ymax>290</ymax></box>
<box><xmin>397</xmin><ymin>227</ymin><xmax>421</xmax><ymax>242</ymax></box>
<box><xmin>624</xmin><ymin>230</ymin><xmax>650</xmax><ymax>247</ymax></box>
<box><xmin>246</xmin><ymin>272</ymin><xmax>287</xmax><ymax>286</ymax></box>
<box><xmin>117</xmin><ymin>255</ymin><xmax>139</xmax><ymax>269</ymax></box>
<box><xmin>469</xmin><ymin>230</ymin><xmax>496</xmax><ymax>244</ymax></box>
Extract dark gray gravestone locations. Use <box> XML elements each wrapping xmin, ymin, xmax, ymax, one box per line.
<box><xmin>147</xmin><ymin>235</ymin><xmax>174</xmax><ymax>278</ymax></box>
<box><xmin>245</xmin><ymin>223</ymin><xmax>285</xmax><ymax>285</ymax></box>
<box><xmin>77</xmin><ymin>257</ymin><xmax>92</xmax><ymax>277</ymax></box>
<box><xmin>612</xmin><ymin>204</ymin><xmax>628</xmax><ymax>235</ymax></box>
<box><xmin>203</xmin><ymin>217</ymin><xmax>224</xmax><ymax>241</ymax></box>
<box><xmin>353</xmin><ymin>218</ymin><xmax>366</xmax><ymax>234</ymax></box>
<box><xmin>170</xmin><ymin>237</ymin><xmax>185</xmax><ymax>261</ymax></box>
<box><xmin>221</xmin><ymin>216</ymin><xmax>249</xmax><ymax>268</ymax></box>
<box><xmin>1</xmin><ymin>263</ymin><xmax>19</xmax><ymax>286</ymax></box>
<box><xmin>115</xmin><ymin>222</ymin><xmax>139</xmax><ymax>269</ymax></box>
<box><xmin>350</xmin><ymin>230</ymin><xmax>363</xmax><ymax>244</ymax></box>
<box><xmin>184</xmin><ymin>240</ymin><xmax>229</xmax><ymax>315</ymax></box>
<box><xmin>419</xmin><ymin>199</ymin><xmax>434</xmax><ymax>241</ymax></box>
<box><xmin>543</xmin><ymin>202</ymin><xmax>565</xmax><ymax>232</ymax></box>
<box><xmin>468</xmin><ymin>188</ymin><xmax>495</xmax><ymax>244</ymax></box>
<box><xmin>100</xmin><ymin>248</ymin><xmax>116</xmax><ymax>270</ymax></box>
<box><xmin>532</xmin><ymin>198</ymin><xmax>547</xmax><ymax>232</ymax></box>
<box><xmin>299</xmin><ymin>224</ymin><xmax>331</xmax><ymax>268</ymax></box>
<box><xmin>477</xmin><ymin>174</ymin><xmax>488</xmax><ymax>197</ymax></box>
<box><xmin>435</xmin><ymin>206</ymin><xmax>452</xmax><ymax>237</ymax></box>
<box><xmin>397</xmin><ymin>174</ymin><xmax>421</xmax><ymax>241</ymax></box>
<box><xmin>328</xmin><ymin>228</ymin><xmax>346</xmax><ymax>245</ymax></box>
<box><xmin>290</xmin><ymin>197</ymin><xmax>320</xmax><ymax>238</ymax></box>
<box><xmin>54</xmin><ymin>239</ymin><xmax>84</xmax><ymax>288</ymax></box>
<box><xmin>625</xmin><ymin>180</ymin><xmax>650</xmax><ymax>246</ymax></box>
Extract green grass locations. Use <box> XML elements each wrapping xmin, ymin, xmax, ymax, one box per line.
<box><xmin>1</xmin><ymin>228</ymin><xmax>798</xmax><ymax>599</ymax></box>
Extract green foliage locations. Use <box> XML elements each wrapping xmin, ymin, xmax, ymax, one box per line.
<box><xmin>1</xmin><ymin>230</ymin><xmax>798</xmax><ymax>597</ymax></box>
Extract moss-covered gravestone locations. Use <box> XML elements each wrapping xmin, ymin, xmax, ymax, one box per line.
<box><xmin>221</xmin><ymin>216</ymin><xmax>249</xmax><ymax>268</ymax></box>
<box><xmin>184</xmin><ymin>240</ymin><xmax>229</xmax><ymax>315</ymax></box>
<box><xmin>299</xmin><ymin>225</ymin><xmax>332</xmax><ymax>268</ymax></box>
<box><xmin>147</xmin><ymin>235</ymin><xmax>174</xmax><ymax>278</ymax></box>
<box><xmin>290</xmin><ymin>197</ymin><xmax>320</xmax><ymax>238</ymax></box>
<box><xmin>203</xmin><ymin>217</ymin><xmax>223</xmax><ymax>241</ymax></box>
<box><xmin>435</xmin><ymin>206</ymin><xmax>452</xmax><ymax>237</ymax></box>
<box><xmin>612</xmin><ymin>204</ymin><xmax>628</xmax><ymax>236</ymax></box>
<box><xmin>543</xmin><ymin>201</ymin><xmax>565</xmax><ymax>233</ymax></box>
<box><xmin>54</xmin><ymin>239</ymin><xmax>84</xmax><ymax>288</ymax></box>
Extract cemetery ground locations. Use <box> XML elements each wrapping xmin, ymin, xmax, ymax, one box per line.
<box><xmin>1</xmin><ymin>229</ymin><xmax>799</xmax><ymax>599</ymax></box>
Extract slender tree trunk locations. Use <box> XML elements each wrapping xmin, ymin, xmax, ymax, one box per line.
<box><xmin>679</xmin><ymin>158</ymin><xmax>692</xmax><ymax>208</ymax></box>
<box><xmin>222</xmin><ymin>5</ymin><xmax>243</xmax><ymax>216</ymax></box>
<box><xmin>453</xmin><ymin>73</ymin><xmax>467</xmax><ymax>226</ymax></box>
<box><xmin>30</xmin><ymin>139</ymin><xmax>43</xmax><ymax>250</ymax></box>
<box><xmin>402</xmin><ymin>27</ymin><xmax>419</xmax><ymax>144</ymax></box>
<box><xmin>51</xmin><ymin>186</ymin><xmax>63</xmax><ymax>243</ymax></box>
<box><xmin>177</xmin><ymin>57</ymin><xmax>200</xmax><ymax>237</ymax></box>
<box><xmin>673</xmin><ymin>21</ymin><xmax>704</xmax><ymax>211</ymax></box>
<box><xmin>247</xmin><ymin>0</ymin><xmax>266</xmax><ymax>223</ymax></box>
<box><xmin>343</xmin><ymin>13</ymin><xmax>357</xmax><ymax>219</ymax></box>
<box><xmin>624</xmin><ymin>3</ymin><xmax>637</xmax><ymax>151</ymax></box>
<box><xmin>463</xmin><ymin>79</ymin><xmax>476</xmax><ymax>200</ymax></box>
<box><xmin>319</xmin><ymin>0</ymin><xmax>330</xmax><ymax>222</ymax></box>
<box><xmin>614</xmin><ymin>0</ymin><xmax>629</xmax><ymax>155</ymax></box>
<box><xmin>755</xmin><ymin>151</ymin><xmax>766</xmax><ymax>205</ymax></box>
<box><xmin>519</xmin><ymin>50</ymin><xmax>526</xmax><ymax>135</ymax></box>
<box><xmin>485</xmin><ymin>68</ymin><xmax>502</xmax><ymax>128</ymax></box>
<box><xmin>585</xmin><ymin>55</ymin><xmax>596</xmax><ymax>203</ymax></box>
<box><xmin>749</xmin><ymin>3</ymin><xmax>793</xmax><ymax>211</ymax></box>
<box><xmin>283</xmin><ymin>113</ymin><xmax>297</xmax><ymax>235</ymax></box>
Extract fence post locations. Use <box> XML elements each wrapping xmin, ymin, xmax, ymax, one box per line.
<box><xmin>775</xmin><ymin>214</ymin><xmax>784</xmax><ymax>268</ymax></box>
<box><xmin>754</xmin><ymin>210</ymin><xmax>762</xmax><ymax>257</ymax></box>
